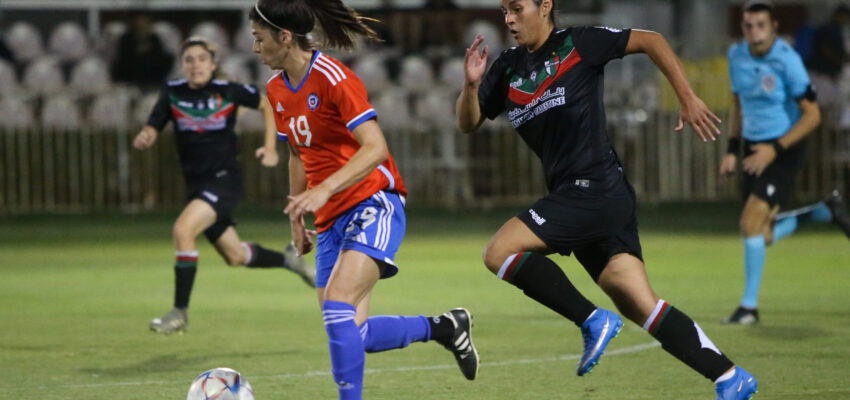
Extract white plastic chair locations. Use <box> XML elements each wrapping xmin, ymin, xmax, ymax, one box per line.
<box><xmin>96</xmin><ymin>21</ymin><xmax>128</xmax><ymax>60</ymax></box>
<box><xmin>0</xmin><ymin>99</ymin><xmax>35</xmax><ymax>129</ymax></box>
<box><xmin>133</xmin><ymin>92</ymin><xmax>161</xmax><ymax>127</ymax></box>
<box><xmin>352</xmin><ymin>54</ymin><xmax>390</xmax><ymax>94</ymax></box>
<box><xmin>23</xmin><ymin>57</ymin><xmax>65</xmax><ymax>95</ymax></box>
<box><xmin>219</xmin><ymin>54</ymin><xmax>253</xmax><ymax>84</ymax></box>
<box><xmin>89</xmin><ymin>91</ymin><xmax>132</xmax><ymax>130</ymax></box>
<box><xmin>70</xmin><ymin>56</ymin><xmax>111</xmax><ymax>95</ymax></box>
<box><xmin>41</xmin><ymin>95</ymin><xmax>82</xmax><ymax>130</ymax></box>
<box><xmin>190</xmin><ymin>22</ymin><xmax>230</xmax><ymax>58</ymax></box>
<box><xmin>153</xmin><ymin>21</ymin><xmax>182</xmax><ymax>58</ymax></box>
<box><xmin>6</xmin><ymin>21</ymin><xmax>44</xmax><ymax>63</ymax></box>
<box><xmin>0</xmin><ymin>59</ymin><xmax>20</xmax><ymax>95</ymax></box>
<box><xmin>399</xmin><ymin>55</ymin><xmax>434</xmax><ymax>94</ymax></box>
<box><xmin>438</xmin><ymin>56</ymin><xmax>465</xmax><ymax>88</ymax></box>
<box><xmin>372</xmin><ymin>87</ymin><xmax>411</xmax><ymax>131</ymax></box>
<box><xmin>464</xmin><ymin>20</ymin><xmax>505</xmax><ymax>58</ymax></box>
<box><xmin>49</xmin><ymin>22</ymin><xmax>89</xmax><ymax>63</ymax></box>
<box><xmin>233</xmin><ymin>24</ymin><xmax>256</xmax><ymax>55</ymax></box>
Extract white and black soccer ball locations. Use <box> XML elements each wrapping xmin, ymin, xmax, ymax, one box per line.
<box><xmin>187</xmin><ymin>367</ymin><xmax>254</xmax><ymax>400</ymax></box>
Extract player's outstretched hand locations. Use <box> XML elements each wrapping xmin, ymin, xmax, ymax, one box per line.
<box><xmin>719</xmin><ymin>153</ymin><xmax>737</xmax><ymax>176</ymax></box>
<box><xmin>464</xmin><ymin>34</ymin><xmax>489</xmax><ymax>86</ymax></box>
<box><xmin>676</xmin><ymin>95</ymin><xmax>721</xmax><ymax>142</ymax></box>
<box><xmin>742</xmin><ymin>143</ymin><xmax>777</xmax><ymax>177</ymax></box>
<box><xmin>133</xmin><ymin>126</ymin><xmax>157</xmax><ymax>150</ymax></box>
<box><xmin>255</xmin><ymin>146</ymin><xmax>279</xmax><ymax>167</ymax></box>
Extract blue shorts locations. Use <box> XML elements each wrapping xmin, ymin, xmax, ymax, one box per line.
<box><xmin>314</xmin><ymin>191</ymin><xmax>406</xmax><ymax>288</ymax></box>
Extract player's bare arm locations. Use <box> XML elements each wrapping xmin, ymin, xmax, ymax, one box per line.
<box><xmin>255</xmin><ymin>96</ymin><xmax>280</xmax><ymax>167</ymax></box>
<box><xmin>457</xmin><ymin>34</ymin><xmax>488</xmax><ymax>133</ymax></box>
<box><xmin>286</xmin><ymin>140</ymin><xmax>314</xmax><ymax>255</ymax></box>
<box><xmin>284</xmin><ymin>119</ymin><xmax>388</xmax><ymax>217</ymax></box>
<box><xmin>625</xmin><ymin>29</ymin><xmax>721</xmax><ymax>142</ymax></box>
<box><xmin>743</xmin><ymin>98</ymin><xmax>820</xmax><ymax>177</ymax></box>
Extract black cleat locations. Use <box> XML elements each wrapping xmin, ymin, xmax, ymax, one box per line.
<box><xmin>439</xmin><ymin>308</ymin><xmax>479</xmax><ymax>380</ymax></box>
<box><xmin>722</xmin><ymin>307</ymin><xmax>759</xmax><ymax>325</ymax></box>
<box><xmin>825</xmin><ymin>190</ymin><xmax>850</xmax><ymax>239</ymax></box>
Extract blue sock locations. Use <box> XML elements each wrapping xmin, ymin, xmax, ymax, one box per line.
<box><xmin>741</xmin><ymin>236</ymin><xmax>766</xmax><ymax>309</ymax></box>
<box><xmin>359</xmin><ymin>315</ymin><xmax>430</xmax><ymax>353</ymax></box>
<box><xmin>809</xmin><ymin>203</ymin><xmax>832</xmax><ymax>223</ymax></box>
<box><xmin>772</xmin><ymin>216</ymin><xmax>798</xmax><ymax>243</ymax></box>
<box><xmin>322</xmin><ymin>300</ymin><xmax>364</xmax><ymax>400</ymax></box>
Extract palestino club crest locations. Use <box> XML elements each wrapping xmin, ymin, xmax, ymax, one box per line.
<box><xmin>308</xmin><ymin>93</ymin><xmax>320</xmax><ymax>110</ymax></box>
<box><xmin>761</xmin><ymin>74</ymin><xmax>776</xmax><ymax>93</ymax></box>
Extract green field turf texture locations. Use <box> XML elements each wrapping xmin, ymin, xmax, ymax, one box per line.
<box><xmin>1</xmin><ymin>205</ymin><xmax>848</xmax><ymax>399</ymax></box>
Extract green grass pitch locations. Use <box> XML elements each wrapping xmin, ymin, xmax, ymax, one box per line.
<box><xmin>1</xmin><ymin>204</ymin><xmax>848</xmax><ymax>399</ymax></box>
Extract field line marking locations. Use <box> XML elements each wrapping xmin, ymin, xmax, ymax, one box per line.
<box><xmin>23</xmin><ymin>341</ymin><xmax>660</xmax><ymax>390</ymax></box>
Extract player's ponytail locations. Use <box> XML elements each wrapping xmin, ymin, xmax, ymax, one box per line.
<box><xmin>249</xmin><ymin>0</ymin><xmax>380</xmax><ymax>51</ymax></box>
<box><xmin>309</xmin><ymin>0</ymin><xmax>381</xmax><ymax>50</ymax></box>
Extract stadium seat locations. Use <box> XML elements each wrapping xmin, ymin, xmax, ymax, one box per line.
<box><xmin>96</xmin><ymin>21</ymin><xmax>128</xmax><ymax>60</ymax></box>
<box><xmin>372</xmin><ymin>87</ymin><xmax>411</xmax><ymax>131</ymax></box>
<box><xmin>399</xmin><ymin>55</ymin><xmax>434</xmax><ymax>94</ymax></box>
<box><xmin>5</xmin><ymin>21</ymin><xmax>45</xmax><ymax>63</ymax></box>
<box><xmin>0</xmin><ymin>59</ymin><xmax>20</xmax><ymax>95</ymax></box>
<box><xmin>153</xmin><ymin>21</ymin><xmax>182</xmax><ymax>58</ymax></box>
<box><xmin>352</xmin><ymin>54</ymin><xmax>390</xmax><ymax>94</ymax></box>
<box><xmin>48</xmin><ymin>22</ymin><xmax>89</xmax><ymax>63</ymax></box>
<box><xmin>22</xmin><ymin>57</ymin><xmax>65</xmax><ymax>95</ymax></box>
<box><xmin>89</xmin><ymin>90</ymin><xmax>132</xmax><ymax>130</ymax></box>
<box><xmin>464</xmin><ymin>20</ymin><xmax>504</xmax><ymax>59</ymax></box>
<box><xmin>133</xmin><ymin>92</ymin><xmax>161</xmax><ymax>127</ymax></box>
<box><xmin>439</xmin><ymin>56</ymin><xmax>465</xmax><ymax>88</ymax></box>
<box><xmin>234</xmin><ymin>108</ymin><xmax>265</xmax><ymax>133</ymax></box>
<box><xmin>219</xmin><ymin>54</ymin><xmax>253</xmax><ymax>84</ymax></box>
<box><xmin>233</xmin><ymin>24</ymin><xmax>255</xmax><ymax>55</ymax></box>
<box><xmin>415</xmin><ymin>87</ymin><xmax>457</xmax><ymax>131</ymax></box>
<box><xmin>190</xmin><ymin>22</ymin><xmax>231</xmax><ymax>58</ymax></box>
<box><xmin>41</xmin><ymin>95</ymin><xmax>82</xmax><ymax>130</ymax></box>
<box><xmin>0</xmin><ymin>98</ymin><xmax>35</xmax><ymax>129</ymax></box>
<box><xmin>70</xmin><ymin>56</ymin><xmax>111</xmax><ymax>95</ymax></box>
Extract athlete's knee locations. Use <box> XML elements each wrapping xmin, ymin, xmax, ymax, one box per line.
<box><xmin>481</xmin><ymin>241</ymin><xmax>508</xmax><ymax>274</ymax></box>
<box><xmin>172</xmin><ymin>222</ymin><xmax>195</xmax><ymax>245</ymax></box>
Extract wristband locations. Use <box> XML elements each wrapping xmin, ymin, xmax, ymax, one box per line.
<box><xmin>772</xmin><ymin>140</ymin><xmax>786</xmax><ymax>154</ymax></box>
<box><xmin>727</xmin><ymin>137</ymin><xmax>741</xmax><ymax>154</ymax></box>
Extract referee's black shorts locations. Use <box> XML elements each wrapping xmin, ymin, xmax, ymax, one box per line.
<box><xmin>742</xmin><ymin>139</ymin><xmax>805</xmax><ymax>208</ymax></box>
<box><xmin>517</xmin><ymin>176</ymin><xmax>643</xmax><ymax>282</ymax></box>
<box><xmin>186</xmin><ymin>169</ymin><xmax>243</xmax><ymax>243</ymax></box>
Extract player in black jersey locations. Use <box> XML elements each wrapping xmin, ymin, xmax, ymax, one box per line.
<box><xmin>134</xmin><ymin>37</ymin><xmax>316</xmax><ymax>335</ymax></box>
<box><xmin>456</xmin><ymin>1</ymin><xmax>756</xmax><ymax>399</ymax></box>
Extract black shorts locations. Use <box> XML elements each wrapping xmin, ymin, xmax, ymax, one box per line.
<box><xmin>742</xmin><ymin>140</ymin><xmax>805</xmax><ymax>208</ymax></box>
<box><xmin>186</xmin><ymin>169</ymin><xmax>243</xmax><ymax>243</ymax></box>
<box><xmin>517</xmin><ymin>176</ymin><xmax>643</xmax><ymax>282</ymax></box>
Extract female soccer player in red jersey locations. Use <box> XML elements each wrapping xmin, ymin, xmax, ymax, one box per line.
<box><xmin>135</xmin><ymin>37</ymin><xmax>315</xmax><ymax>335</ymax></box>
<box><xmin>457</xmin><ymin>0</ymin><xmax>755</xmax><ymax>398</ymax></box>
<box><xmin>249</xmin><ymin>1</ymin><xmax>477</xmax><ymax>398</ymax></box>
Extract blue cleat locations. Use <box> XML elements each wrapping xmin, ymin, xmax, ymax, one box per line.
<box><xmin>715</xmin><ymin>367</ymin><xmax>757</xmax><ymax>400</ymax></box>
<box><xmin>576</xmin><ymin>308</ymin><xmax>623</xmax><ymax>376</ymax></box>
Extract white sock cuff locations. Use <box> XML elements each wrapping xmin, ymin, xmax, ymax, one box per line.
<box><xmin>642</xmin><ymin>299</ymin><xmax>667</xmax><ymax>331</ymax></box>
<box><xmin>496</xmin><ymin>253</ymin><xmax>519</xmax><ymax>280</ymax></box>
<box><xmin>714</xmin><ymin>367</ymin><xmax>736</xmax><ymax>384</ymax></box>
<box><xmin>175</xmin><ymin>250</ymin><xmax>199</xmax><ymax>258</ymax></box>
<box><xmin>241</xmin><ymin>242</ymin><xmax>253</xmax><ymax>265</ymax></box>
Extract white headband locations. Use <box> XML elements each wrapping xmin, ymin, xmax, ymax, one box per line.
<box><xmin>255</xmin><ymin>3</ymin><xmax>285</xmax><ymax>31</ymax></box>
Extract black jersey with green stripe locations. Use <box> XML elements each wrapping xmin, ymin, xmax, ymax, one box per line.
<box><xmin>147</xmin><ymin>78</ymin><xmax>261</xmax><ymax>180</ymax></box>
<box><xmin>479</xmin><ymin>27</ymin><xmax>632</xmax><ymax>192</ymax></box>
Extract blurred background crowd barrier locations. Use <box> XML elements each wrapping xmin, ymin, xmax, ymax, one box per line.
<box><xmin>1</xmin><ymin>0</ymin><xmax>850</xmax><ymax>213</ymax></box>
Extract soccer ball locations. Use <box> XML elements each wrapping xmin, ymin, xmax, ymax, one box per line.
<box><xmin>187</xmin><ymin>367</ymin><xmax>254</xmax><ymax>400</ymax></box>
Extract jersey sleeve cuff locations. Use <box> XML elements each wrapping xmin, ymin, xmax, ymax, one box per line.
<box><xmin>346</xmin><ymin>109</ymin><xmax>377</xmax><ymax>132</ymax></box>
<box><xmin>277</xmin><ymin>131</ymin><xmax>288</xmax><ymax>142</ymax></box>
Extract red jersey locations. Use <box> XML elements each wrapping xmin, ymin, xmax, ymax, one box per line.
<box><xmin>266</xmin><ymin>51</ymin><xmax>406</xmax><ymax>233</ymax></box>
